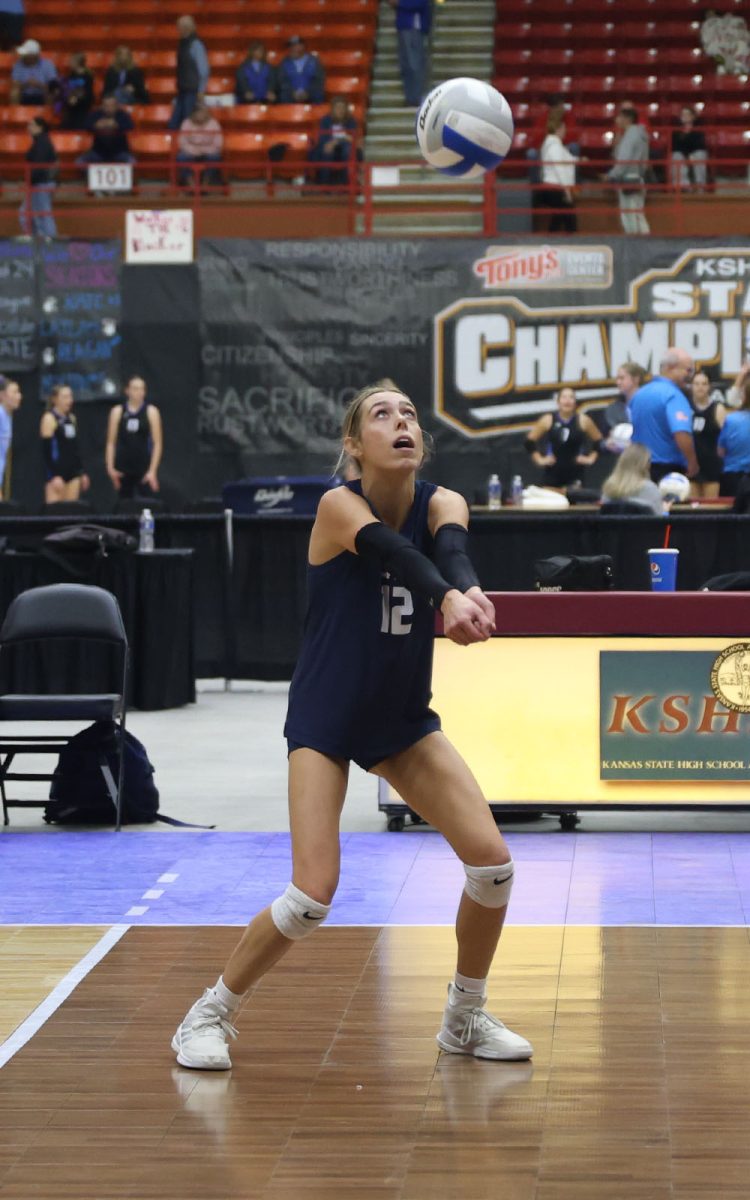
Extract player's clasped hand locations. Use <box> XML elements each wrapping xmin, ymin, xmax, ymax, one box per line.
<box><xmin>441</xmin><ymin>589</ymin><xmax>495</xmax><ymax>645</ymax></box>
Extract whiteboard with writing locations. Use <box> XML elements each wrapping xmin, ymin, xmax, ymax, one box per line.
<box><xmin>125</xmin><ymin>210</ymin><xmax>194</xmax><ymax>264</ymax></box>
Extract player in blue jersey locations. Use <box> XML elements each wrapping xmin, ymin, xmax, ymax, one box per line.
<box><xmin>173</xmin><ymin>379</ymin><xmax>533</xmax><ymax>1070</ymax></box>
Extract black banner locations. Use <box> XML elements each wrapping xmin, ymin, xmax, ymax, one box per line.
<box><xmin>38</xmin><ymin>240</ymin><xmax>122</xmax><ymax>402</ymax></box>
<box><xmin>0</xmin><ymin>241</ymin><xmax>37</xmax><ymax>372</ymax></box>
<box><xmin>196</xmin><ymin>238</ymin><xmax>750</xmax><ymax>498</ymax></box>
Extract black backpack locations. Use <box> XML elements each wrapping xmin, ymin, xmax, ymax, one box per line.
<box><xmin>45</xmin><ymin>719</ymin><xmax>159</xmax><ymax>825</ymax></box>
<box><xmin>40</xmin><ymin>525</ymin><xmax>137</xmax><ymax>579</ymax></box>
<box><xmin>534</xmin><ymin>554</ymin><xmax>614</xmax><ymax>592</ymax></box>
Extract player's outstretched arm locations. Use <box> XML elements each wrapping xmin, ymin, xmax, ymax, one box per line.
<box><xmin>430</xmin><ymin>487</ymin><xmax>496</xmax><ymax>632</ymax></box>
<box><xmin>312</xmin><ymin>487</ymin><xmax>493</xmax><ymax>644</ymax></box>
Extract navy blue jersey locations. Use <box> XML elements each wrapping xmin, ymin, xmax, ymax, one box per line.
<box><xmin>284</xmin><ymin>479</ymin><xmax>441</xmax><ymax>769</ymax></box>
<box><xmin>45</xmin><ymin>411</ymin><xmax>82</xmax><ymax>482</ymax></box>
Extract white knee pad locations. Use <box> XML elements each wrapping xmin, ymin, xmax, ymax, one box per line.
<box><xmin>463</xmin><ymin>860</ymin><xmax>514</xmax><ymax>908</ymax></box>
<box><xmin>270</xmin><ymin>882</ymin><xmax>332</xmax><ymax>940</ymax></box>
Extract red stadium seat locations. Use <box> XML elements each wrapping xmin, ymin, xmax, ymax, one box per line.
<box><xmin>130</xmin><ymin>131</ymin><xmax>173</xmax><ymax>162</ymax></box>
<box><xmin>0</xmin><ymin>104</ymin><xmax>49</xmax><ymax>126</ymax></box>
<box><xmin>140</xmin><ymin>51</ymin><xmax>177</xmax><ymax>72</ymax></box>
<box><xmin>204</xmin><ymin>76</ymin><xmax>235</xmax><ymax>96</ymax></box>
<box><xmin>577</xmin><ymin>102</ymin><xmax>618</xmax><ymax>126</ymax></box>
<box><xmin>50</xmin><ymin>131</ymin><xmax>87</xmax><ymax>160</ymax></box>
<box><xmin>572</xmin><ymin>48</ymin><xmax>618</xmax><ymax>73</ymax></box>
<box><xmin>0</xmin><ymin>132</ymin><xmax>32</xmax><ymax>177</ymax></box>
<box><xmin>147</xmin><ymin>77</ymin><xmax>176</xmax><ymax>98</ymax></box>
<box><xmin>130</xmin><ymin>104</ymin><xmax>173</xmax><ymax>128</ymax></box>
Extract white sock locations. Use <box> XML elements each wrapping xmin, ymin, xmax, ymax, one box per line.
<box><xmin>211</xmin><ymin>976</ymin><xmax>244</xmax><ymax>1011</ymax></box>
<box><xmin>453</xmin><ymin>971</ymin><xmax>487</xmax><ymax>997</ymax></box>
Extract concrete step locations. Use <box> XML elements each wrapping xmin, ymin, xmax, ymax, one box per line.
<box><xmin>360</xmin><ymin>213</ymin><xmax>485</xmax><ymax>232</ymax></box>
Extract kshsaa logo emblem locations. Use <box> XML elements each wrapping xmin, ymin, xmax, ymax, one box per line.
<box><xmin>710</xmin><ymin>643</ymin><xmax>750</xmax><ymax>713</ymax></box>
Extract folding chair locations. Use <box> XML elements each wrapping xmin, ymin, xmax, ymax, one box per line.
<box><xmin>0</xmin><ymin>584</ymin><xmax>129</xmax><ymax>831</ymax></box>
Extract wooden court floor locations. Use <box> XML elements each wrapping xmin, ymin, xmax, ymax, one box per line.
<box><xmin>1</xmin><ymin>923</ymin><xmax>750</xmax><ymax>1199</ymax></box>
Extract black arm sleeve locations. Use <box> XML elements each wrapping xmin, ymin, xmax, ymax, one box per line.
<box><xmin>524</xmin><ymin>436</ymin><xmax>537</xmax><ymax>454</ymax></box>
<box><xmin>354</xmin><ymin>521</ymin><xmax>453</xmax><ymax>609</ymax></box>
<box><xmin>433</xmin><ymin>523</ymin><xmax>480</xmax><ymax>593</ymax></box>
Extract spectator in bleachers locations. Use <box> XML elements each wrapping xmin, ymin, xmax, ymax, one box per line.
<box><xmin>700</xmin><ymin>9</ymin><xmax>750</xmax><ymax>77</ymax></box>
<box><xmin>235</xmin><ymin>41</ymin><xmax>277</xmax><ymax>104</ymax></box>
<box><xmin>671</xmin><ymin>105</ymin><xmax>708</xmax><ymax>190</ymax></box>
<box><xmin>606</xmin><ymin>105</ymin><xmax>650</xmax><ymax>235</ymax></box>
<box><xmin>540</xmin><ymin>113</ymin><xmax>578</xmax><ymax>233</ymax></box>
<box><xmin>309</xmin><ymin>96</ymin><xmax>359</xmax><ymax>186</ymax></box>
<box><xmin>168</xmin><ymin>15</ymin><xmax>209</xmax><ymax>131</ymax></box>
<box><xmin>19</xmin><ymin>115</ymin><xmax>57</xmax><ymax>239</ymax></box>
<box><xmin>10</xmin><ymin>38</ymin><xmax>58</xmax><ymax>106</ymax></box>
<box><xmin>177</xmin><ymin>100</ymin><xmax>223</xmax><ymax>187</ymax></box>
<box><xmin>278</xmin><ymin>35</ymin><xmax>325</xmax><ymax>104</ymax></box>
<box><xmin>389</xmin><ymin>0</ymin><xmax>430</xmax><ymax>108</ymax></box>
<box><xmin>0</xmin><ymin>0</ymin><xmax>24</xmax><ymax>52</ymax></box>
<box><xmin>103</xmin><ymin>46</ymin><xmax>149</xmax><ymax>106</ymax></box>
<box><xmin>78</xmin><ymin>94</ymin><xmax>135</xmax><ymax>166</ymax></box>
<box><xmin>56</xmin><ymin>52</ymin><xmax>95</xmax><ymax>130</ymax></box>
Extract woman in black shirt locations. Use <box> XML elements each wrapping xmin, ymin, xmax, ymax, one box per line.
<box><xmin>105</xmin><ymin>375</ymin><xmax>163</xmax><ymax>499</ymax></box>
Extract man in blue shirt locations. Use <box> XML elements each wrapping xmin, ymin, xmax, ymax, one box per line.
<box><xmin>278</xmin><ymin>36</ymin><xmax>325</xmax><ymax>103</ymax></box>
<box><xmin>0</xmin><ymin>376</ymin><xmax>22</xmax><ymax>500</ymax></box>
<box><xmin>10</xmin><ymin>38</ymin><xmax>57</xmax><ymax>105</ymax></box>
<box><xmin>630</xmin><ymin>347</ymin><xmax>699</xmax><ymax>482</ymax></box>
<box><xmin>389</xmin><ymin>0</ymin><xmax>432</xmax><ymax>107</ymax></box>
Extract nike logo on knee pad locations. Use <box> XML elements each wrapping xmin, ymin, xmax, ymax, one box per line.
<box><xmin>303</xmin><ymin>911</ymin><xmax>324</xmax><ymax>920</ymax></box>
<box><xmin>493</xmin><ymin>877</ymin><xmax>507</xmax><ymax>885</ymax></box>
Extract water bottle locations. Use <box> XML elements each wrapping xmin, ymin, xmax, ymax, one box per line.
<box><xmin>510</xmin><ymin>475</ymin><xmax>524</xmax><ymax>507</ymax></box>
<box><xmin>139</xmin><ymin>507</ymin><xmax>155</xmax><ymax>553</ymax></box>
<box><xmin>487</xmin><ymin>473</ymin><xmax>502</xmax><ymax>510</ymax></box>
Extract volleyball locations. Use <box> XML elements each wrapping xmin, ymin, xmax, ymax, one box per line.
<box><xmin>416</xmin><ymin>77</ymin><xmax>514</xmax><ymax>178</ymax></box>
<box><xmin>609</xmin><ymin>422</ymin><xmax>633</xmax><ymax>452</ymax></box>
<box><xmin>658</xmin><ymin>472</ymin><xmax>691</xmax><ymax>503</ymax></box>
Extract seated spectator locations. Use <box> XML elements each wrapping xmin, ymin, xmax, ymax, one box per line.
<box><xmin>56</xmin><ymin>52</ymin><xmax>95</xmax><ymax>130</ymax></box>
<box><xmin>309</xmin><ymin>96</ymin><xmax>359</xmax><ymax>186</ymax></box>
<box><xmin>235</xmin><ymin>41</ymin><xmax>277</xmax><ymax>104</ymax></box>
<box><xmin>540</xmin><ymin>113</ymin><xmax>578</xmax><ymax>233</ymax></box>
<box><xmin>671</xmin><ymin>105</ymin><xmax>708</xmax><ymax>190</ymax></box>
<box><xmin>278</xmin><ymin>35</ymin><xmax>324</xmax><ymax>103</ymax></box>
<box><xmin>177</xmin><ymin>101</ymin><xmax>223</xmax><ymax>187</ymax></box>
<box><xmin>601</xmin><ymin>443</ymin><xmax>664</xmax><ymax>514</ymax></box>
<box><xmin>103</xmin><ymin>45</ymin><xmax>149</xmax><ymax>105</ymax></box>
<box><xmin>78</xmin><ymin>94</ymin><xmax>135</xmax><ymax>165</ymax></box>
<box><xmin>10</xmin><ymin>38</ymin><xmax>58</xmax><ymax>105</ymax></box>
<box><xmin>0</xmin><ymin>0</ymin><xmax>25</xmax><ymax>52</ymax></box>
<box><xmin>19</xmin><ymin>115</ymin><xmax>57</xmax><ymax>240</ymax></box>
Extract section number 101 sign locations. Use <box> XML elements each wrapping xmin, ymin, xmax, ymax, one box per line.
<box><xmin>87</xmin><ymin>163</ymin><xmax>133</xmax><ymax>193</ymax></box>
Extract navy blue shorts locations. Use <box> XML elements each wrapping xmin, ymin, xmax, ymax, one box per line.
<box><xmin>286</xmin><ymin>718</ymin><xmax>440</xmax><ymax>773</ymax></box>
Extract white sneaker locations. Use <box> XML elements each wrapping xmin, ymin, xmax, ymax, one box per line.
<box><xmin>436</xmin><ymin>982</ymin><xmax>533</xmax><ymax>1061</ymax></box>
<box><xmin>172</xmin><ymin>989</ymin><xmax>238</xmax><ymax>1070</ymax></box>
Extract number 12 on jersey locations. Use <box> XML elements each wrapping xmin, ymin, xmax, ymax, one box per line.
<box><xmin>381</xmin><ymin>580</ymin><xmax>414</xmax><ymax>636</ymax></box>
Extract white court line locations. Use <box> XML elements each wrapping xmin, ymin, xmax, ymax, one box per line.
<box><xmin>0</xmin><ymin>924</ymin><xmax>130</xmax><ymax>1070</ymax></box>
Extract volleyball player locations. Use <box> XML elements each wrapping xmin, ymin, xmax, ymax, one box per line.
<box><xmin>172</xmin><ymin>379</ymin><xmax>533</xmax><ymax>1070</ymax></box>
<box><xmin>105</xmin><ymin>375</ymin><xmax>163</xmax><ymax>499</ymax></box>
<box><xmin>39</xmin><ymin>385</ymin><xmax>89</xmax><ymax>504</ymax></box>
<box><xmin>525</xmin><ymin>386</ymin><xmax>602</xmax><ymax>489</ymax></box>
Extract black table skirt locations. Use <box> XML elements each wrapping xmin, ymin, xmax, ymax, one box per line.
<box><xmin>0</xmin><ymin>549</ymin><xmax>195</xmax><ymax>710</ymax></box>
<box><xmin>1</xmin><ymin>511</ymin><xmax>748</xmax><ymax>684</ymax></box>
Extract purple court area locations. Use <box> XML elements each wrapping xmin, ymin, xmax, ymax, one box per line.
<box><xmin>1</xmin><ymin>831</ymin><xmax>749</xmax><ymax>926</ymax></box>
